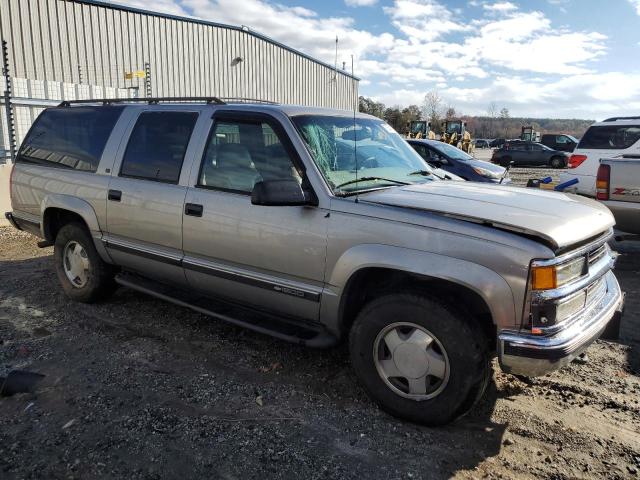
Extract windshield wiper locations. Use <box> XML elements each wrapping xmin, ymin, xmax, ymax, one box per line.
<box><xmin>334</xmin><ymin>176</ymin><xmax>410</xmax><ymax>190</ymax></box>
<box><xmin>408</xmin><ymin>169</ymin><xmax>446</xmax><ymax>180</ymax></box>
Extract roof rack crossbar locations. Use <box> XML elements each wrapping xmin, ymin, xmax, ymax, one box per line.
<box><xmin>602</xmin><ymin>116</ymin><xmax>640</xmax><ymax>122</ymax></box>
<box><xmin>57</xmin><ymin>96</ymin><xmax>280</xmax><ymax>107</ymax></box>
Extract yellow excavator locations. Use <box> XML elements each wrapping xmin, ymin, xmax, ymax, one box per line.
<box><xmin>406</xmin><ymin>120</ymin><xmax>435</xmax><ymax>140</ymax></box>
<box><xmin>440</xmin><ymin>119</ymin><xmax>474</xmax><ymax>154</ymax></box>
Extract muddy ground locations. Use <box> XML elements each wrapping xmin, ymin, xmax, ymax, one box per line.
<box><xmin>1</xmin><ymin>175</ymin><xmax>639</xmax><ymax>479</ymax></box>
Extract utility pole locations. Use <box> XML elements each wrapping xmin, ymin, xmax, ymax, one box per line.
<box><xmin>2</xmin><ymin>40</ymin><xmax>16</xmax><ymax>163</ymax></box>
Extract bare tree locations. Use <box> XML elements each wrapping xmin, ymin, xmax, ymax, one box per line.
<box><xmin>445</xmin><ymin>106</ymin><xmax>456</xmax><ymax>120</ymax></box>
<box><xmin>486</xmin><ymin>102</ymin><xmax>498</xmax><ymax>137</ymax></box>
<box><xmin>422</xmin><ymin>90</ymin><xmax>443</xmax><ymax>132</ymax></box>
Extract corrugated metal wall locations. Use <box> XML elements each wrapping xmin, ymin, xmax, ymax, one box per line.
<box><xmin>0</xmin><ymin>0</ymin><xmax>358</xmax><ymax>108</ymax></box>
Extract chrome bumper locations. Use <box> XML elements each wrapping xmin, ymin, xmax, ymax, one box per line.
<box><xmin>498</xmin><ymin>270</ymin><xmax>623</xmax><ymax>377</ymax></box>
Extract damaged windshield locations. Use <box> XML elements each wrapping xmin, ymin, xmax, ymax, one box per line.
<box><xmin>292</xmin><ymin>115</ymin><xmax>438</xmax><ymax>195</ymax></box>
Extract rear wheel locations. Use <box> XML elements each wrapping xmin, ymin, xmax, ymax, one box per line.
<box><xmin>349</xmin><ymin>293</ymin><xmax>490</xmax><ymax>425</ymax></box>
<box><xmin>54</xmin><ymin>223</ymin><xmax>116</xmax><ymax>303</ymax></box>
<box><xmin>500</xmin><ymin>156</ymin><xmax>512</xmax><ymax>168</ymax></box>
<box><xmin>550</xmin><ymin>156</ymin><xmax>565</xmax><ymax>169</ymax></box>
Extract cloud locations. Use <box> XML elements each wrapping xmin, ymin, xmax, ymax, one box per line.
<box><xmin>482</xmin><ymin>1</ymin><xmax>518</xmax><ymax>12</ymax></box>
<box><xmin>345</xmin><ymin>0</ymin><xmax>378</xmax><ymax>6</ymax></box>
<box><xmin>181</xmin><ymin>0</ymin><xmax>394</xmax><ymax>68</ymax></box>
<box><xmin>465</xmin><ymin>12</ymin><xmax>607</xmax><ymax>74</ymax></box>
<box><xmin>383</xmin><ymin>0</ymin><xmax>470</xmax><ymax>42</ymax></box>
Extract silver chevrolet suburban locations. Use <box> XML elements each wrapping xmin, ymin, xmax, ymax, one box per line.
<box><xmin>5</xmin><ymin>98</ymin><xmax>624</xmax><ymax>425</ymax></box>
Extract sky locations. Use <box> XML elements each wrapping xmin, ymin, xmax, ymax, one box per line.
<box><xmin>110</xmin><ymin>0</ymin><xmax>640</xmax><ymax>120</ymax></box>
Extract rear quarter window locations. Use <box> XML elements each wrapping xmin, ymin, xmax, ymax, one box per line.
<box><xmin>578</xmin><ymin>125</ymin><xmax>640</xmax><ymax>150</ymax></box>
<box><xmin>16</xmin><ymin>106</ymin><xmax>124</xmax><ymax>172</ymax></box>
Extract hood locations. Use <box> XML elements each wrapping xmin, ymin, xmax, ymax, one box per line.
<box><xmin>360</xmin><ymin>182</ymin><xmax>614</xmax><ymax>250</ymax></box>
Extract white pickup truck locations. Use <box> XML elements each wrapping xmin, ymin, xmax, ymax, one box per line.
<box><xmin>596</xmin><ymin>156</ymin><xmax>640</xmax><ymax>235</ymax></box>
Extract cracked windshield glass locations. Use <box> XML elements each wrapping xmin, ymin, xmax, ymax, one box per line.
<box><xmin>293</xmin><ymin>115</ymin><xmax>437</xmax><ymax>195</ymax></box>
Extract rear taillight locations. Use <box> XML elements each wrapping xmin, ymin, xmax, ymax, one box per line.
<box><xmin>568</xmin><ymin>154</ymin><xmax>587</xmax><ymax>169</ymax></box>
<box><xmin>596</xmin><ymin>164</ymin><xmax>610</xmax><ymax>200</ymax></box>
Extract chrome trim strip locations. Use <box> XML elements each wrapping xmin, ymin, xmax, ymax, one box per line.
<box><xmin>183</xmin><ymin>257</ymin><xmax>322</xmax><ymax>302</ymax></box>
<box><xmin>102</xmin><ymin>238</ymin><xmax>182</xmax><ymax>266</ymax></box>
<box><xmin>101</xmin><ymin>237</ymin><xmax>322</xmax><ymax>303</ymax></box>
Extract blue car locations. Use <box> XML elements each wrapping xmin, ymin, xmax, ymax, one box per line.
<box><xmin>408</xmin><ymin>139</ymin><xmax>509</xmax><ymax>184</ymax></box>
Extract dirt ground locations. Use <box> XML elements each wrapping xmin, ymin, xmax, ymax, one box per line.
<box><xmin>1</xmin><ymin>181</ymin><xmax>639</xmax><ymax>479</ymax></box>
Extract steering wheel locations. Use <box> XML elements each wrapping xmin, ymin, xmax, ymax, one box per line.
<box><xmin>360</xmin><ymin>156</ymin><xmax>378</xmax><ymax>169</ymax></box>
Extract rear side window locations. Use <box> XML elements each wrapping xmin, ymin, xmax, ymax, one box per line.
<box><xmin>16</xmin><ymin>106</ymin><xmax>124</xmax><ymax>172</ymax></box>
<box><xmin>120</xmin><ymin>111</ymin><xmax>198</xmax><ymax>184</ymax></box>
<box><xmin>578</xmin><ymin>125</ymin><xmax>640</xmax><ymax>150</ymax></box>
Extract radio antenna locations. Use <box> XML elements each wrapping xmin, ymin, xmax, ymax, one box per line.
<box><xmin>351</xmin><ymin>54</ymin><xmax>358</xmax><ymax>203</ymax></box>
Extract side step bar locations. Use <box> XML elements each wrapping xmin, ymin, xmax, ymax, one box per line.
<box><xmin>115</xmin><ymin>273</ymin><xmax>338</xmax><ymax>348</ymax></box>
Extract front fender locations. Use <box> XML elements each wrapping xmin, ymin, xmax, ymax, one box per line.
<box><xmin>321</xmin><ymin>244</ymin><xmax>516</xmax><ymax>333</ymax></box>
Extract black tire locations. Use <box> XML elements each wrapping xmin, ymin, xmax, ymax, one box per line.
<box><xmin>349</xmin><ymin>293</ymin><xmax>490</xmax><ymax>426</ymax></box>
<box><xmin>550</xmin><ymin>156</ymin><xmax>565</xmax><ymax>169</ymax></box>
<box><xmin>500</xmin><ymin>157</ymin><xmax>512</xmax><ymax>168</ymax></box>
<box><xmin>53</xmin><ymin>222</ymin><xmax>116</xmax><ymax>303</ymax></box>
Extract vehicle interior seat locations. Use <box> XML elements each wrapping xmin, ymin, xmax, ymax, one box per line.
<box><xmin>202</xmin><ymin>143</ymin><xmax>262</xmax><ymax>191</ymax></box>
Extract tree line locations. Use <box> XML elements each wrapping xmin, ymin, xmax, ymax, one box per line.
<box><xmin>359</xmin><ymin>93</ymin><xmax>595</xmax><ymax>139</ymax></box>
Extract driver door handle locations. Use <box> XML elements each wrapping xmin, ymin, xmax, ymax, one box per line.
<box><xmin>185</xmin><ymin>203</ymin><xmax>203</xmax><ymax>217</ymax></box>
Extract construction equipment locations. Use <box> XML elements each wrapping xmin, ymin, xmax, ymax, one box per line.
<box><xmin>441</xmin><ymin>119</ymin><xmax>474</xmax><ymax>154</ymax></box>
<box><xmin>521</xmin><ymin>125</ymin><xmax>540</xmax><ymax>142</ymax></box>
<box><xmin>406</xmin><ymin>120</ymin><xmax>435</xmax><ymax>139</ymax></box>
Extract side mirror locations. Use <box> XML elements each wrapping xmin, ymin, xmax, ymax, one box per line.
<box><xmin>251</xmin><ymin>180</ymin><xmax>310</xmax><ymax>206</ymax></box>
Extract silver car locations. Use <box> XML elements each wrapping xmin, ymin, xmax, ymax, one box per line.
<box><xmin>6</xmin><ymin>99</ymin><xmax>624</xmax><ymax>425</ymax></box>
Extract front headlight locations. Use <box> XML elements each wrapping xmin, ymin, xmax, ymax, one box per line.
<box><xmin>472</xmin><ymin>166</ymin><xmax>499</xmax><ymax>178</ymax></box>
<box><xmin>531</xmin><ymin>256</ymin><xmax>587</xmax><ymax>290</ymax></box>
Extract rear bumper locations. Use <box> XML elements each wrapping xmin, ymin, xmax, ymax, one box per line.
<box><xmin>601</xmin><ymin>200</ymin><xmax>640</xmax><ymax>235</ymax></box>
<box><xmin>498</xmin><ymin>270</ymin><xmax>623</xmax><ymax>377</ymax></box>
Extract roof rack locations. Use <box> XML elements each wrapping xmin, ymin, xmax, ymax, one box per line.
<box><xmin>58</xmin><ymin>97</ymin><xmax>279</xmax><ymax>107</ymax></box>
<box><xmin>602</xmin><ymin>116</ymin><xmax>640</xmax><ymax>122</ymax></box>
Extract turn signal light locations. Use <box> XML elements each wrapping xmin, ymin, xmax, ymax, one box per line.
<box><xmin>596</xmin><ymin>164</ymin><xmax>610</xmax><ymax>200</ymax></box>
<box><xmin>568</xmin><ymin>154</ymin><xmax>587</xmax><ymax>169</ymax></box>
<box><xmin>531</xmin><ymin>266</ymin><xmax>557</xmax><ymax>290</ymax></box>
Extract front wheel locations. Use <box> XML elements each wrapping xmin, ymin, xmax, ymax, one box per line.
<box><xmin>54</xmin><ymin>223</ymin><xmax>116</xmax><ymax>303</ymax></box>
<box><xmin>349</xmin><ymin>294</ymin><xmax>490</xmax><ymax>425</ymax></box>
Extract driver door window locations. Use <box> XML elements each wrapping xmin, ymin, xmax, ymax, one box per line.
<box><xmin>198</xmin><ymin>120</ymin><xmax>301</xmax><ymax>194</ymax></box>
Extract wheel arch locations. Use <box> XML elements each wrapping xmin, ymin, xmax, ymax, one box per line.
<box><xmin>41</xmin><ymin>195</ymin><xmax>111</xmax><ymax>262</ymax></box>
<box><xmin>324</xmin><ymin>245</ymin><xmax>516</xmax><ymax>347</ymax></box>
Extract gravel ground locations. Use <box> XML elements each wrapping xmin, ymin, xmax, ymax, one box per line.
<box><xmin>1</xmin><ymin>205</ymin><xmax>639</xmax><ymax>479</ymax></box>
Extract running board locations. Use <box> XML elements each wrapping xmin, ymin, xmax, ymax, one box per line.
<box><xmin>114</xmin><ymin>273</ymin><xmax>337</xmax><ymax>348</ymax></box>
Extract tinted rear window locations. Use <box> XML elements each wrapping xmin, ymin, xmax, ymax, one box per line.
<box><xmin>16</xmin><ymin>106</ymin><xmax>124</xmax><ymax>172</ymax></box>
<box><xmin>578</xmin><ymin>125</ymin><xmax>640</xmax><ymax>150</ymax></box>
<box><xmin>120</xmin><ymin>111</ymin><xmax>198</xmax><ymax>184</ymax></box>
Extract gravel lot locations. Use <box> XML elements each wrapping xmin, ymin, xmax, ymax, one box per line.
<box><xmin>1</xmin><ymin>174</ymin><xmax>639</xmax><ymax>479</ymax></box>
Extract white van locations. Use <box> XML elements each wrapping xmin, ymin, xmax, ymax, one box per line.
<box><xmin>559</xmin><ymin>117</ymin><xmax>640</xmax><ymax>197</ymax></box>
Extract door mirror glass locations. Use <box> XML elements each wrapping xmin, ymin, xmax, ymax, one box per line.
<box><xmin>251</xmin><ymin>180</ymin><xmax>309</xmax><ymax>206</ymax></box>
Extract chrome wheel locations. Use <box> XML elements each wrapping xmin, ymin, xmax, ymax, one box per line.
<box><xmin>63</xmin><ymin>241</ymin><xmax>90</xmax><ymax>288</ymax></box>
<box><xmin>374</xmin><ymin>322</ymin><xmax>450</xmax><ymax>400</ymax></box>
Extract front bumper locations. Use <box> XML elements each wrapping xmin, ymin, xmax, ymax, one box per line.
<box><xmin>498</xmin><ymin>270</ymin><xmax>623</xmax><ymax>377</ymax></box>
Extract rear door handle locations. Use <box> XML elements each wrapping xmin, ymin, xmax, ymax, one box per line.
<box><xmin>185</xmin><ymin>203</ymin><xmax>203</xmax><ymax>217</ymax></box>
<box><xmin>108</xmin><ymin>189</ymin><xmax>122</xmax><ymax>202</ymax></box>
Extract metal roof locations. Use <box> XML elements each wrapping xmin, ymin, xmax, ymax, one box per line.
<box><xmin>70</xmin><ymin>0</ymin><xmax>360</xmax><ymax>81</ymax></box>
